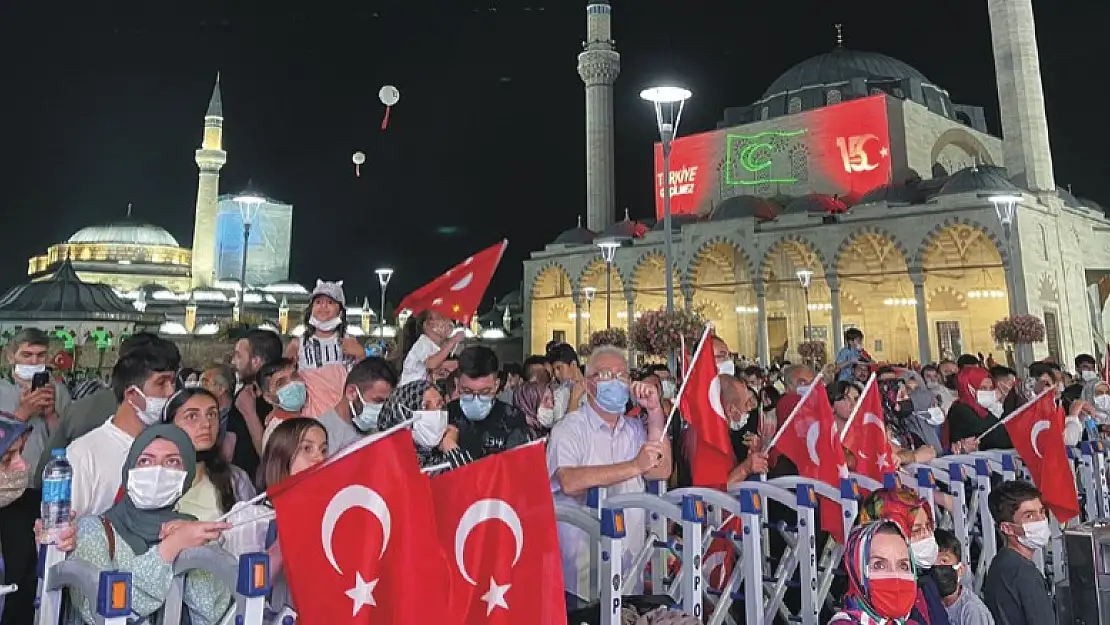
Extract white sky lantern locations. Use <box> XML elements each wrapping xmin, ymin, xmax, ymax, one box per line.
<box><xmin>379</xmin><ymin>85</ymin><xmax>400</xmax><ymax>130</ymax></box>
<box><xmin>352</xmin><ymin>151</ymin><xmax>365</xmax><ymax>178</ymax></box>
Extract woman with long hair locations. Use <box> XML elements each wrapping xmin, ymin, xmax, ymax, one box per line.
<box><xmin>162</xmin><ymin>388</ymin><xmax>255</xmax><ymax>520</ymax></box>
<box><xmin>395</xmin><ymin>310</ymin><xmax>464</xmax><ymax>387</ymax></box>
<box><xmin>284</xmin><ymin>280</ymin><xmax>364</xmax><ymax>417</ymax></box>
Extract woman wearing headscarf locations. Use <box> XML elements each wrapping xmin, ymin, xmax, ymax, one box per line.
<box><xmin>513</xmin><ymin>380</ymin><xmax>555</xmax><ymax>438</ymax></box>
<box><xmin>878</xmin><ymin>378</ymin><xmax>939</xmax><ymax>469</ymax></box>
<box><xmin>61</xmin><ymin>424</ymin><xmax>233</xmax><ymax>625</ymax></box>
<box><xmin>857</xmin><ymin>487</ymin><xmax>948</xmax><ymax>625</ymax></box>
<box><xmin>830</xmin><ymin>520</ymin><xmax>920</xmax><ymax>625</ymax></box>
<box><xmin>0</xmin><ymin>416</ymin><xmax>32</xmax><ymax>620</ymax></box>
<box><xmin>945</xmin><ymin>367</ymin><xmax>1013</xmax><ymax>451</ymax></box>
<box><xmin>377</xmin><ymin>380</ymin><xmax>461</xmax><ymax>468</ymax></box>
<box><xmin>901</xmin><ymin>372</ymin><xmax>979</xmax><ymax>456</ymax></box>
<box><xmin>1082</xmin><ymin>379</ymin><xmax>1110</xmax><ymax>428</ymax></box>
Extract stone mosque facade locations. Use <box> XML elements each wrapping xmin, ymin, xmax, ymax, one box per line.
<box><xmin>524</xmin><ymin>0</ymin><xmax>1110</xmax><ymax>367</ymax></box>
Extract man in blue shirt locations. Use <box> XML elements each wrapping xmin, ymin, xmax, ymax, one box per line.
<box><xmin>835</xmin><ymin>328</ymin><xmax>867</xmax><ymax>381</ymax></box>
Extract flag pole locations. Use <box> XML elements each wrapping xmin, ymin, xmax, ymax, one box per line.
<box><xmin>839</xmin><ymin>373</ymin><xmax>876</xmax><ymax>443</ymax></box>
<box><xmin>660</xmin><ymin>324</ymin><xmax>713</xmax><ymax>442</ymax></box>
<box><xmin>767</xmin><ymin>379</ymin><xmax>821</xmax><ymax>451</ymax></box>
<box><xmin>975</xmin><ymin>388</ymin><xmax>1053</xmax><ymax>442</ymax></box>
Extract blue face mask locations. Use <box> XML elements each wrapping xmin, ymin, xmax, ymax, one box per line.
<box><xmin>276</xmin><ymin>381</ymin><xmax>308</xmax><ymax>413</ymax></box>
<box><xmin>460</xmin><ymin>395</ymin><xmax>494</xmax><ymax>421</ymax></box>
<box><xmin>351</xmin><ymin>398</ymin><xmax>383</xmax><ymax>433</ymax></box>
<box><xmin>594</xmin><ymin>380</ymin><xmax>630</xmax><ymax>414</ymax></box>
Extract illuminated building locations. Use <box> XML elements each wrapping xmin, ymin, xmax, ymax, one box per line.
<box><xmin>525</xmin><ymin>3</ymin><xmax>1110</xmax><ymax>367</ymax></box>
<box><xmin>213</xmin><ymin>194</ymin><xmax>293</xmax><ymax>285</ymax></box>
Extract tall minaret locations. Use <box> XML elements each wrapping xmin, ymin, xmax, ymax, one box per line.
<box><xmin>190</xmin><ymin>74</ymin><xmax>227</xmax><ymax>288</ymax></box>
<box><xmin>577</xmin><ymin>1</ymin><xmax>620</xmax><ymax>232</ymax></box>
<box><xmin>987</xmin><ymin>0</ymin><xmax>1055</xmax><ymax>192</ymax></box>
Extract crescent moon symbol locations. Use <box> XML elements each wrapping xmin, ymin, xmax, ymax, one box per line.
<box><xmin>702</xmin><ymin>551</ymin><xmax>727</xmax><ymax>590</ymax></box>
<box><xmin>454</xmin><ymin>498</ymin><xmax>524</xmax><ymax>587</ymax></box>
<box><xmin>321</xmin><ymin>485</ymin><xmax>392</xmax><ymax>575</ymax></box>
<box><xmin>1030</xmin><ymin>420</ymin><xmax>1051</xmax><ymax>458</ymax></box>
<box><xmin>708</xmin><ymin>376</ymin><xmax>727</xmax><ymax>421</ymax></box>
<box><xmin>738</xmin><ymin>142</ymin><xmax>773</xmax><ymax>174</ymax></box>
<box><xmin>862</xmin><ymin>412</ymin><xmax>884</xmax><ymax>429</ymax></box>
<box><xmin>450</xmin><ymin>273</ymin><xmax>474</xmax><ymax>292</ymax></box>
<box><xmin>855</xmin><ymin>134</ymin><xmax>881</xmax><ymax>171</ymax></box>
<box><xmin>805</xmin><ymin>421</ymin><xmax>822</xmax><ymax>467</ymax></box>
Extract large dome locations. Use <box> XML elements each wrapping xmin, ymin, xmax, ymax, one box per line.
<box><xmin>763</xmin><ymin>49</ymin><xmax>933</xmax><ymax>98</ymax></box>
<box><xmin>68</xmin><ymin>221</ymin><xmax>180</xmax><ymax>247</ymax></box>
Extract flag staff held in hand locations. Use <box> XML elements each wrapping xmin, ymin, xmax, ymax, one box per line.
<box><xmin>660</xmin><ymin>324</ymin><xmax>714</xmax><ymax>441</ymax></box>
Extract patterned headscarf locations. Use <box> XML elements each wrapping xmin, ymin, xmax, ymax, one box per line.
<box><xmin>857</xmin><ymin>487</ymin><xmax>933</xmax><ymax>539</ymax></box>
<box><xmin>836</xmin><ymin>521</ymin><xmax>918</xmax><ymax>625</ymax></box>
<box><xmin>378</xmin><ymin>380</ymin><xmax>436</xmax><ymax>431</ymax></box>
<box><xmin>513</xmin><ymin>381</ymin><xmax>547</xmax><ymax>436</ymax></box>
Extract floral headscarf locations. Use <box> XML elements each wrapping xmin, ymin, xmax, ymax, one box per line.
<box><xmin>835</xmin><ymin>521</ymin><xmax>919</xmax><ymax>625</ymax></box>
<box><xmin>857</xmin><ymin>487</ymin><xmax>933</xmax><ymax>538</ymax></box>
<box><xmin>956</xmin><ymin>367</ymin><xmax>990</xmax><ymax>419</ymax></box>
<box><xmin>378</xmin><ymin>380</ymin><xmax>436</xmax><ymax>431</ymax></box>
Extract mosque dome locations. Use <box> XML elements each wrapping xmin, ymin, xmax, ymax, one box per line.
<box><xmin>938</xmin><ymin>165</ymin><xmax>1021</xmax><ymax>197</ymax></box>
<box><xmin>552</xmin><ymin>217</ymin><xmax>597</xmax><ymax>246</ymax></box>
<box><xmin>67</xmin><ymin>221</ymin><xmax>180</xmax><ymax>247</ymax></box>
<box><xmin>711</xmin><ymin>196</ymin><xmax>780</xmax><ymax>222</ymax></box>
<box><xmin>763</xmin><ymin>49</ymin><xmax>933</xmax><ymax>99</ymax></box>
<box><xmin>651</xmin><ymin>214</ymin><xmax>700</xmax><ymax>231</ymax></box>
<box><xmin>785</xmin><ymin>194</ymin><xmax>848</xmax><ymax>215</ymax></box>
<box><xmin>855</xmin><ymin>183</ymin><xmax>928</xmax><ymax>207</ymax></box>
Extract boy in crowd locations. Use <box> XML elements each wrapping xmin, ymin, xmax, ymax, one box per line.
<box><xmin>983</xmin><ymin>480</ymin><xmax>1054</xmax><ymax>625</ymax></box>
<box><xmin>935</xmin><ymin>529</ymin><xmax>993</xmax><ymax>624</ymax></box>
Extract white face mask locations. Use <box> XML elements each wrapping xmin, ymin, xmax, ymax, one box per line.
<box><xmin>536</xmin><ymin>406</ymin><xmax>556</xmax><ymax>427</ymax></box>
<box><xmin>127</xmin><ymin>466</ymin><xmax>188</xmax><ymax>510</ymax></box>
<box><xmin>129</xmin><ymin>388</ymin><xmax>170</xmax><ymax>425</ymax></box>
<box><xmin>661</xmin><ymin>379</ymin><xmax>677</xmax><ymax>400</ymax></box>
<box><xmin>717</xmin><ymin>360</ymin><xmax>736</xmax><ymax>377</ymax></box>
<box><xmin>411</xmin><ymin>410</ymin><xmax>448</xmax><ymax>448</ymax></box>
<box><xmin>975</xmin><ymin>390</ymin><xmax>998</xmax><ymax>409</ymax></box>
<box><xmin>1057</xmin><ymin>382</ymin><xmax>1065</xmax><ymax>394</ymax></box>
<box><xmin>13</xmin><ymin>363</ymin><xmax>46</xmax><ymax>381</ymax></box>
<box><xmin>923</xmin><ymin>406</ymin><xmax>946</xmax><ymax>426</ymax></box>
<box><xmin>1095</xmin><ymin>395</ymin><xmax>1110</xmax><ymax>413</ymax></box>
<box><xmin>183</xmin><ymin>380</ymin><xmax>201</xmax><ymax>389</ymax></box>
<box><xmin>309</xmin><ymin>316</ymin><xmax>341</xmax><ymax>332</ymax></box>
<box><xmin>796</xmin><ymin>382</ymin><xmax>812</xmax><ymax>396</ymax></box>
<box><xmin>1017</xmin><ymin>519</ymin><xmax>1051</xmax><ymax>550</ymax></box>
<box><xmin>350</xmin><ymin>397</ymin><xmax>383</xmax><ymax>433</ymax></box>
<box><xmin>911</xmin><ymin>536</ymin><xmax>939</xmax><ymax>568</ymax></box>
<box><xmin>1082</xmin><ymin>370</ymin><xmax>1099</xmax><ymax>382</ymax></box>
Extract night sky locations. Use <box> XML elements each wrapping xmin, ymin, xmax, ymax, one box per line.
<box><xmin>2</xmin><ymin>0</ymin><xmax>1106</xmax><ymax>311</ymax></box>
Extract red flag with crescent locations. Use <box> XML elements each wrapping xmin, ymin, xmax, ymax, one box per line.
<box><xmin>269</xmin><ymin>429</ymin><xmax>451</xmax><ymax>625</ymax></box>
<box><xmin>397</xmin><ymin>240</ymin><xmax>508</xmax><ymax>324</ymax></box>
<box><xmin>1003</xmin><ymin>390</ymin><xmax>1080</xmax><ymax>523</ymax></box>
<box><xmin>840</xmin><ymin>376</ymin><xmax>895</xmax><ymax>482</ymax></box>
<box><xmin>680</xmin><ymin>329</ymin><xmax>735</xmax><ymax>489</ymax></box>
<box><xmin>429</xmin><ymin>442</ymin><xmax>563</xmax><ymax>625</ymax></box>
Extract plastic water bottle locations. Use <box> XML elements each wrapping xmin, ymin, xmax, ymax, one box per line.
<box><xmin>1085</xmin><ymin>416</ymin><xmax>1101</xmax><ymax>442</ymax></box>
<box><xmin>41</xmin><ymin>448</ymin><xmax>72</xmax><ymax>544</ymax></box>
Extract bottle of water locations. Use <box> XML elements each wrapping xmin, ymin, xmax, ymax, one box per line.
<box><xmin>41</xmin><ymin>449</ymin><xmax>72</xmax><ymax>545</ymax></box>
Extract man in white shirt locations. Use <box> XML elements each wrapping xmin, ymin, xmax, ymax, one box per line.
<box><xmin>547</xmin><ymin>346</ymin><xmax>672</xmax><ymax>598</ymax></box>
<box><xmin>68</xmin><ymin>337</ymin><xmax>180</xmax><ymax>516</ymax></box>
<box><xmin>317</xmin><ymin>357</ymin><xmax>397</xmax><ymax>454</ymax></box>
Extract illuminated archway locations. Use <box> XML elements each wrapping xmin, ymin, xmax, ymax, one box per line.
<box><xmin>836</xmin><ymin>230</ymin><xmax>917</xmax><ymax>364</ymax></box>
<box><xmin>761</xmin><ymin>236</ymin><xmax>828</xmax><ymax>363</ymax></box>
<box><xmin>631</xmin><ymin>252</ymin><xmax>681</xmax><ymax>314</ymax></box>
<box><xmin>529</xmin><ymin>264</ymin><xmax>573</xmax><ymax>354</ymax></box>
<box><xmin>690</xmin><ymin>239</ymin><xmax>755</xmax><ymax>357</ymax></box>
<box><xmin>579</xmin><ymin>259</ymin><xmax>627</xmax><ymax>334</ymax></box>
<box><xmin>920</xmin><ymin>222</ymin><xmax>1008</xmax><ymax>361</ymax></box>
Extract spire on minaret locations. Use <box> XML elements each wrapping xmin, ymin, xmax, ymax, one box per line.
<box><xmin>578</xmin><ymin>1</ymin><xmax>620</xmax><ymax>233</ymax></box>
<box><xmin>834</xmin><ymin>24</ymin><xmax>844</xmax><ymax>48</ymax></box>
<box><xmin>126</xmin><ymin>203</ymin><xmax>132</xmax><ymax>218</ymax></box>
<box><xmin>206</xmin><ymin>73</ymin><xmax>223</xmax><ymax>118</ymax></box>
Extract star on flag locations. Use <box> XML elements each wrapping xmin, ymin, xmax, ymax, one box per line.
<box><xmin>345</xmin><ymin>572</ymin><xmax>378</xmax><ymax>616</ymax></box>
<box><xmin>480</xmin><ymin>577</ymin><xmax>511</xmax><ymax>615</ymax></box>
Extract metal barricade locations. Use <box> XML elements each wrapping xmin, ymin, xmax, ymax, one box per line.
<box><xmin>36</xmin><ymin>544</ymin><xmax>131</xmax><ymax>625</ymax></box>
<box><xmin>162</xmin><ymin>547</ymin><xmax>270</xmax><ymax>625</ymax></box>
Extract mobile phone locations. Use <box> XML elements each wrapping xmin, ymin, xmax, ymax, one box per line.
<box><xmin>31</xmin><ymin>371</ymin><xmax>51</xmax><ymax>390</ymax></box>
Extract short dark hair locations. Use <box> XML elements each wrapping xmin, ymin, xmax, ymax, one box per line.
<box><xmin>10</xmin><ymin>328</ymin><xmax>49</xmax><ymax>351</ymax></box>
<box><xmin>502</xmin><ymin>362</ymin><xmax>524</xmax><ymax>379</ymax></box>
<box><xmin>522</xmin><ymin>354</ymin><xmax>547</xmax><ymax>370</ymax></box>
<box><xmin>345</xmin><ymin>356</ymin><xmax>397</xmax><ymax>389</ymax></box>
<box><xmin>459</xmin><ymin>345</ymin><xmax>499</xmax><ymax>379</ymax></box>
<box><xmin>257</xmin><ymin>358</ymin><xmax>296</xmax><ymax>394</ymax></box>
<box><xmin>988</xmin><ymin>479</ymin><xmax>1042</xmax><ymax>525</ymax></box>
<box><xmin>203</xmin><ymin>362</ymin><xmax>235</xmax><ymax>394</ymax></box>
<box><xmin>546</xmin><ymin>343</ymin><xmax>579</xmax><ymax>366</ymax></box>
<box><xmin>828</xmin><ymin>380</ymin><xmax>861</xmax><ymax>404</ymax></box>
<box><xmin>110</xmin><ymin>336</ymin><xmax>182</xmax><ymax>401</ymax></box>
<box><xmin>935</xmin><ymin>528</ymin><xmax>961</xmax><ymax>559</ymax></box>
<box><xmin>989</xmin><ymin>365</ymin><xmax>1017</xmax><ymax>380</ymax></box>
<box><xmin>242</xmin><ymin>329</ymin><xmax>284</xmax><ymax>366</ymax></box>
<box><xmin>118</xmin><ymin>332</ymin><xmax>164</xmax><ymax>357</ymax></box>
<box><xmin>1076</xmin><ymin>354</ymin><xmax>1097</xmax><ymax>369</ymax></box>
<box><xmin>845</xmin><ymin>328</ymin><xmax>864</xmax><ymax>343</ymax></box>
<box><xmin>921</xmin><ymin>364</ymin><xmax>938</xmax><ymax>376</ymax></box>
<box><xmin>956</xmin><ymin>354</ymin><xmax>980</xmax><ymax>368</ymax></box>
<box><xmin>1028</xmin><ymin>361</ymin><xmax>1055</xmax><ymax>380</ymax></box>
<box><xmin>544</xmin><ymin>340</ymin><xmax>562</xmax><ymax>354</ymax></box>
<box><xmin>742</xmin><ymin>365</ymin><xmax>762</xmax><ymax>378</ymax></box>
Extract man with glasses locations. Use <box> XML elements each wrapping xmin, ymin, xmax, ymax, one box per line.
<box><xmin>441</xmin><ymin>346</ymin><xmax>531</xmax><ymax>469</ymax></box>
<box><xmin>548</xmin><ymin>345</ymin><xmax>672</xmax><ymax>599</ymax></box>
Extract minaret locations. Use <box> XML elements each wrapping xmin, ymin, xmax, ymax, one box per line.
<box><xmin>986</xmin><ymin>0</ymin><xmax>1055</xmax><ymax>192</ymax></box>
<box><xmin>577</xmin><ymin>1</ymin><xmax>620</xmax><ymax>232</ymax></box>
<box><xmin>190</xmin><ymin>74</ymin><xmax>227</xmax><ymax>288</ymax></box>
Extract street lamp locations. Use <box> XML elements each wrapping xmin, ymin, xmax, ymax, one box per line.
<box><xmin>597</xmin><ymin>239</ymin><xmax>621</xmax><ymax>329</ymax></box>
<box><xmin>375</xmin><ymin>268</ymin><xmax>394</xmax><ymax>339</ymax></box>
<box><xmin>583</xmin><ymin>286</ymin><xmax>597</xmax><ymax>336</ymax></box>
<box><xmin>796</xmin><ymin>269</ymin><xmax>814</xmax><ymax>362</ymax></box>
<box><xmin>988</xmin><ymin>192</ymin><xmax>1023</xmax><ymax>367</ymax></box>
<box><xmin>641</xmin><ymin>85</ymin><xmax>692</xmax><ymax>320</ymax></box>
<box><xmin>232</xmin><ymin>187</ymin><xmax>266</xmax><ymax>319</ymax></box>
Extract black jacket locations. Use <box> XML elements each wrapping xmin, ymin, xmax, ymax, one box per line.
<box><xmin>440</xmin><ymin>399</ymin><xmax>532</xmax><ymax>469</ymax></box>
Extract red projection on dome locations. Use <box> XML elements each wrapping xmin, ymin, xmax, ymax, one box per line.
<box><xmin>653</xmin><ymin>95</ymin><xmax>891</xmax><ymax>218</ymax></box>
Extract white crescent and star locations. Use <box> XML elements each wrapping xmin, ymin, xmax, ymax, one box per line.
<box><xmin>805</xmin><ymin>421</ymin><xmax>821</xmax><ymax>467</ymax></box>
<box><xmin>450</xmin><ymin>273</ymin><xmax>474</xmax><ymax>292</ymax></box>
<box><xmin>703</xmin><ymin>551</ymin><xmax>727</xmax><ymax>590</ymax></box>
<box><xmin>708</xmin><ymin>376</ymin><xmax>727</xmax><ymax>422</ymax></box>
<box><xmin>320</xmin><ymin>485</ymin><xmax>392</xmax><ymax>616</ymax></box>
<box><xmin>1030</xmin><ymin>420</ymin><xmax>1051</xmax><ymax>458</ymax></box>
<box><xmin>454</xmin><ymin>498</ymin><xmax>525</xmax><ymax>615</ymax></box>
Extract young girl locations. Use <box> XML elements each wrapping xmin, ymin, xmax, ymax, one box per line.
<box><xmin>396</xmin><ymin>310</ymin><xmax>464</xmax><ymax>387</ymax></box>
<box><xmin>284</xmin><ymin>280</ymin><xmax>363</xmax><ymax>418</ymax></box>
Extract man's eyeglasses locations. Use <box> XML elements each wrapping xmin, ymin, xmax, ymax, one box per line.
<box><xmin>591</xmin><ymin>370</ymin><xmax>631</xmax><ymax>384</ymax></box>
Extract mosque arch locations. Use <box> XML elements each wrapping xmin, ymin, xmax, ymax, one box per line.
<box><xmin>529</xmin><ymin>263</ymin><xmax>574</xmax><ymax>353</ymax></box>
<box><xmin>833</xmin><ymin>227</ymin><xmax>912</xmax><ymax>274</ymax></box>
<box><xmin>835</xmin><ymin>228</ymin><xmax>918</xmax><ymax>363</ymax></box>
<box><xmin>914</xmin><ymin>217</ymin><xmax>1008</xmax><ymax>269</ymax></box>
<box><xmin>578</xmin><ymin>258</ymin><xmax>628</xmax><ymax>332</ymax></box>
<box><xmin>760</xmin><ymin>236</ymin><xmax>830</xmax><ymax>362</ymax></box>
<box><xmin>688</xmin><ymin>238</ymin><xmax>757</xmax><ymax>356</ymax></box>
<box><xmin>929</xmin><ymin>128</ymin><xmax>995</xmax><ymax>169</ymax></box>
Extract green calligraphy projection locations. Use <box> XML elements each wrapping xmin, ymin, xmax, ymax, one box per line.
<box><xmin>725</xmin><ymin>129</ymin><xmax>807</xmax><ymax>186</ymax></box>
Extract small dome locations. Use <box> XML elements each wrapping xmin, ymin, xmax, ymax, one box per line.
<box><xmin>855</xmin><ymin>183</ymin><xmax>927</xmax><ymax>207</ymax></box>
<box><xmin>602</xmin><ymin>209</ymin><xmax>642</xmax><ymax>238</ymax></box>
<box><xmin>712</xmin><ymin>196</ymin><xmax>781</xmax><ymax>222</ymax></box>
<box><xmin>785</xmin><ymin>194</ymin><xmax>848</xmax><ymax>214</ymax></box>
<box><xmin>68</xmin><ymin>220</ymin><xmax>180</xmax><ymax>247</ymax></box>
<box><xmin>1056</xmin><ymin>187</ymin><xmax>1085</xmax><ymax>210</ymax></box>
<box><xmin>938</xmin><ymin>165</ymin><xmax>1021</xmax><ymax>197</ymax></box>
<box><xmin>763</xmin><ymin>49</ymin><xmax>933</xmax><ymax>99</ymax></box>
<box><xmin>553</xmin><ymin>216</ymin><xmax>597</xmax><ymax>246</ymax></box>
<box><xmin>650</xmin><ymin>214</ymin><xmax>700</xmax><ymax>231</ymax></box>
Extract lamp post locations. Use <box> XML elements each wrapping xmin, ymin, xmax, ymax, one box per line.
<box><xmin>232</xmin><ymin>188</ymin><xmax>266</xmax><ymax>320</ymax></box>
<box><xmin>583</xmin><ymin>286</ymin><xmax>596</xmax><ymax>336</ymax></box>
<box><xmin>375</xmin><ymin>268</ymin><xmax>394</xmax><ymax>339</ymax></box>
<box><xmin>989</xmin><ymin>193</ymin><xmax>1022</xmax><ymax>367</ymax></box>
<box><xmin>597</xmin><ymin>239</ymin><xmax>621</xmax><ymax>329</ymax></box>
<box><xmin>796</xmin><ymin>269</ymin><xmax>814</xmax><ymax>363</ymax></box>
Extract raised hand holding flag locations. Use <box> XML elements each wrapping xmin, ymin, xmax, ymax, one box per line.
<box><xmin>839</xmin><ymin>374</ymin><xmax>895</xmax><ymax>481</ymax></box>
<box><xmin>1001</xmin><ymin>389</ymin><xmax>1081</xmax><ymax>523</ymax></box>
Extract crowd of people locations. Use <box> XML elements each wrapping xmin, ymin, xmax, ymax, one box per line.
<box><xmin>0</xmin><ymin>277</ymin><xmax>1100</xmax><ymax>624</ymax></box>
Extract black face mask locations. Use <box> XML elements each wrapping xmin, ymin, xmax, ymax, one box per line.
<box><xmin>932</xmin><ymin>563</ymin><xmax>960</xmax><ymax>597</ymax></box>
<box><xmin>895</xmin><ymin>399</ymin><xmax>914</xmax><ymax>418</ymax></box>
<box><xmin>944</xmin><ymin>373</ymin><xmax>958</xmax><ymax>390</ymax></box>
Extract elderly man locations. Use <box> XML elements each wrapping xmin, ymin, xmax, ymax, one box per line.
<box><xmin>774</xmin><ymin>363</ymin><xmax>816</xmax><ymax>426</ymax></box>
<box><xmin>684</xmin><ymin>373</ymin><xmax>770</xmax><ymax>487</ymax></box>
<box><xmin>547</xmin><ymin>345</ymin><xmax>672</xmax><ymax>598</ymax></box>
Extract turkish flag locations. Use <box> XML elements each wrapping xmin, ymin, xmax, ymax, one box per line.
<box><xmin>680</xmin><ymin>329</ymin><xmax>734</xmax><ymax>489</ymax></box>
<box><xmin>841</xmin><ymin>377</ymin><xmax>895</xmax><ymax>482</ymax></box>
<box><xmin>397</xmin><ymin>240</ymin><xmax>508</xmax><ymax>323</ymax></box>
<box><xmin>703</xmin><ymin>515</ymin><xmax>743</xmax><ymax>594</ymax></box>
<box><xmin>269</xmin><ymin>429</ymin><xmax>452</xmax><ymax>625</ymax></box>
<box><xmin>1003</xmin><ymin>391</ymin><xmax>1081</xmax><ymax>523</ymax></box>
<box><xmin>773</xmin><ymin>380</ymin><xmax>848</xmax><ymax>543</ymax></box>
<box><xmin>429</xmin><ymin>442</ymin><xmax>563</xmax><ymax>625</ymax></box>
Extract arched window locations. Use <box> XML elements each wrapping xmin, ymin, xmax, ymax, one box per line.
<box><xmin>787</xmin><ymin>97</ymin><xmax>802</xmax><ymax>114</ymax></box>
<box><xmin>826</xmin><ymin>89</ymin><xmax>842</xmax><ymax>105</ymax></box>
